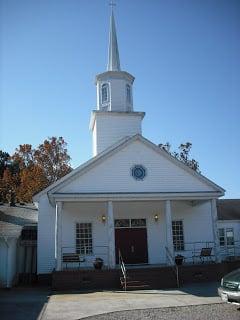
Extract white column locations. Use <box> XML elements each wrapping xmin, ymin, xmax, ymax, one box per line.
<box><xmin>107</xmin><ymin>201</ymin><xmax>116</xmax><ymax>269</ymax></box>
<box><xmin>165</xmin><ymin>200</ymin><xmax>174</xmax><ymax>265</ymax></box>
<box><xmin>55</xmin><ymin>201</ymin><xmax>63</xmax><ymax>271</ymax></box>
<box><xmin>211</xmin><ymin>199</ymin><xmax>221</xmax><ymax>262</ymax></box>
<box><xmin>3</xmin><ymin>237</ymin><xmax>17</xmax><ymax>288</ymax></box>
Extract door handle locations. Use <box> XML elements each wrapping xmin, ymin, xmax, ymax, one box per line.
<box><xmin>131</xmin><ymin>245</ymin><xmax>134</xmax><ymax>253</ymax></box>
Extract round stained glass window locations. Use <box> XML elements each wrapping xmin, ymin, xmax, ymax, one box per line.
<box><xmin>131</xmin><ymin>165</ymin><xmax>146</xmax><ymax>181</ymax></box>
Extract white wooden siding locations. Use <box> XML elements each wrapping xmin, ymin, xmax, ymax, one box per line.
<box><xmin>60</xmin><ymin>140</ymin><xmax>215</xmax><ymax>194</ymax></box>
<box><xmin>92</xmin><ymin>113</ymin><xmax>142</xmax><ymax>156</ymax></box>
<box><xmin>37</xmin><ymin>195</ymin><xmax>56</xmax><ymax>274</ymax></box>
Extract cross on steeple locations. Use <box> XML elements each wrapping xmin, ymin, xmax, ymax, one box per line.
<box><xmin>109</xmin><ymin>1</ymin><xmax>116</xmax><ymax>10</ymax></box>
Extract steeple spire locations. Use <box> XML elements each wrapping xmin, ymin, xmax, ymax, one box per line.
<box><xmin>107</xmin><ymin>5</ymin><xmax>121</xmax><ymax>71</ymax></box>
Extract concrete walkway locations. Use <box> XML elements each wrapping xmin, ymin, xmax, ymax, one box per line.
<box><xmin>42</xmin><ymin>282</ymin><xmax>222</xmax><ymax>320</ymax></box>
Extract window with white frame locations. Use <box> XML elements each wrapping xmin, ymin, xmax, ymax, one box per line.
<box><xmin>114</xmin><ymin>219</ymin><xmax>146</xmax><ymax>228</ymax></box>
<box><xmin>218</xmin><ymin>228</ymin><xmax>225</xmax><ymax>246</ymax></box>
<box><xmin>76</xmin><ymin>223</ymin><xmax>93</xmax><ymax>254</ymax></box>
<box><xmin>126</xmin><ymin>84</ymin><xmax>131</xmax><ymax>104</ymax></box>
<box><xmin>226</xmin><ymin>228</ymin><xmax>234</xmax><ymax>245</ymax></box>
<box><xmin>218</xmin><ymin>227</ymin><xmax>234</xmax><ymax>247</ymax></box>
<box><xmin>101</xmin><ymin>83</ymin><xmax>109</xmax><ymax>104</ymax></box>
<box><xmin>172</xmin><ymin>220</ymin><xmax>184</xmax><ymax>251</ymax></box>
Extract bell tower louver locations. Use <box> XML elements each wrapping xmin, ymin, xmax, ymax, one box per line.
<box><xmin>90</xmin><ymin>8</ymin><xmax>145</xmax><ymax>156</ymax></box>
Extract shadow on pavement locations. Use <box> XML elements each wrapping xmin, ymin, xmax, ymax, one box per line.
<box><xmin>52</xmin><ymin>282</ymin><xmax>219</xmax><ymax>298</ymax></box>
<box><xmin>179</xmin><ymin>282</ymin><xmax>219</xmax><ymax>297</ymax></box>
<box><xmin>0</xmin><ymin>286</ymin><xmax>50</xmax><ymax>320</ymax></box>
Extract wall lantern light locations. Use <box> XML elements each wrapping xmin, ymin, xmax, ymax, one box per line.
<box><xmin>101</xmin><ymin>214</ymin><xmax>106</xmax><ymax>223</ymax></box>
<box><xmin>154</xmin><ymin>214</ymin><xmax>159</xmax><ymax>222</ymax></box>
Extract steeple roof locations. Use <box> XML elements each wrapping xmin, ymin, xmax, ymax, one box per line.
<box><xmin>107</xmin><ymin>10</ymin><xmax>121</xmax><ymax>71</ymax></box>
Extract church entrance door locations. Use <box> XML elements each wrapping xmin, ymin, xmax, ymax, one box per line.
<box><xmin>115</xmin><ymin>226</ymin><xmax>148</xmax><ymax>265</ymax></box>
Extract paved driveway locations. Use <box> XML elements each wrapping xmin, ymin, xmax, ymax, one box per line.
<box><xmin>42</xmin><ymin>282</ymin><xmax>223</xmax><ymax>320</ymax></box>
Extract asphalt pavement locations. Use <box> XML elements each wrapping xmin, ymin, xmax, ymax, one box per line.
<box><xmin>1</xmin><ymin>282</ymin><xmax>238</xmax><ymax>320</ymax></box>
<box><xmin>83</xmin><ymin>303</ymin><xmax>240</xmax><ymax>320</ymax></box>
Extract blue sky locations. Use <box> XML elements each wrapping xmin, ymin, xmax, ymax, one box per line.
<box><xmin>0</xmin><ymin>0</ymin><xmax>239</xmax><ymax>198</ymax></box>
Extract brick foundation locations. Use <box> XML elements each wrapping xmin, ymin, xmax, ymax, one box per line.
<box><xmin>51</xmin><ymin>260</ymin><xmax>240</xmax><ymax>291</ymax></box>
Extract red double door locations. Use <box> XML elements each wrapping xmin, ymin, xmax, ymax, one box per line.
<box><xmin>115</xmin><ymin>228</ymin><xmax>148</xmax><ymax>264</ymax></box>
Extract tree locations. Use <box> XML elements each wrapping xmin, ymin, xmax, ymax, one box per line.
<box><xmin>0</xmin><ymin>136</ymin><xmax>72</xmax><ymax>203</ymax></box>
<box><xmin>0</xmin><ymin>167</ymin><xmax>19</xmax><ymax>205</ymax></box>
<box><xmin>159</xmin><ymin>142</ymin><xmax>200</xmax><ymax>173</ymax></box>
<box><xmin>0</xmin><ymin>151</ymin><xmax>10</xmax><ymax>178</ymax></box>
<box><xmin>17</xmin><ymin>165</ymin><xmax>47</xmax><ymax>203</ymax></box>
<box><xmin>0</xmin><ymin>150</ymin><xmax>21</xmax><ymax>204</ymax></box>
<box><xmin>12</xmin><ymin>144</ymin><xmax>35</xmax><ymax>170</ymax></box>
<box><xmin>34</xmin><ymin>137</ymin><xmax>72</xmax><ymax>185</ymax></box>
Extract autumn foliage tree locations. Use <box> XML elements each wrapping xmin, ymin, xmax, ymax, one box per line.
<box><xmin>159</xmin><ymin>142</ymin><xmax>200</xmax><ymax>173</ymax></box>
<box><xmin>0</xmin><ymin>137</ymin><xmax>72</xmax><ymax>204</ymax></box>
<box><xmin>34</xmin><ymin>137</ymin><xmax>71</xmax><ymax>185</ymax></box>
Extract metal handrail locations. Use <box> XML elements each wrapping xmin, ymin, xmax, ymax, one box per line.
<box><xmin>165</xmin><ymin>246</ymin><xmax>180</xmax><ymax>288</ymax></box>
<box><xmin>119</xmin><ymin>250</ymin><xmax>127</xmax><ymax>291</ymax></box>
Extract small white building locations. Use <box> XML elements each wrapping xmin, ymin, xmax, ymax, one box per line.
<box><xmin>34</xmin><ymin>11</ymin><xmax>226</xmax><ymax>278</ymax></box>
<box><xmin>0</xmin><ymin>204</ymin><xmax>37</xmax><ymax>288</ymax></box>
<box><xmin>217</xmin><ymin>199</ymin><xmax>240</xmax><ymax>260</ymax></box>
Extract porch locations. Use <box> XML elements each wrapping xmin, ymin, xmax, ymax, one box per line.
<box><xmin>54</xmin><ymin>197</ymin><xmax>221</xmax><ymax>272</ymax></box>
<box><xmin>52</xmin><ymin>193</ymin><xmax>240</xmax><ymax>291</ymax></box>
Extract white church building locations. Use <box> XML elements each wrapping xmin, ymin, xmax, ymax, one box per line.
<box><xmin>34</xmin><ymin>11</ymin><xmax>225</xmax><ymax>278</ymax></box>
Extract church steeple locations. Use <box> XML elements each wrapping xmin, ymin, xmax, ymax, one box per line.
<box><xmin>107</xmin><ymin>10</ymin><xmax>121</xmax><ymax>71</ymax></box>
<box><xmin>90</xmin><ymin>6</ymin><xmax>145</xmax><ymax>156</ymax></box>
<box><xmin>95</xmin><ymin>8</ymin><xmax>134</xmax><ymax>113</ymax></box>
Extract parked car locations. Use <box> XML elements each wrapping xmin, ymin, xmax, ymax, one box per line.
<box><xmin>218</xmin><ymin>268</ymin><xmax>240</xmax><ymax>304</ymax></box>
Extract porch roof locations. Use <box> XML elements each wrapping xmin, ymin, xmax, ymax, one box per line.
<box><xmin>49</xmin><ymin>191</ymin><xmax>222</xmax><ymax>204</ymax></box>
<box><xmin>217</xmin><ymin>199</ymin><xmax>240</xmax><ymax>220</ymax></box>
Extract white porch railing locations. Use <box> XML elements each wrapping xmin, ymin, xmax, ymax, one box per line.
<box><xmin>61</xmin><ymin>245</ymin><xmax>109</xmax><ymax>269</ymax></box>
<box><xmin>219</xmin><ymin>241</ymin><xmax>240</xmax><ymax>261</ymax></box>
<box><xmin>173</xmin><ymin>241</ymin><xmax>216</xmax><ymax>264</ymax></box>
<box><xmin>173</xmin><ymin>240</ymin><xmax>240</xmax><ymax>263</ymax></box>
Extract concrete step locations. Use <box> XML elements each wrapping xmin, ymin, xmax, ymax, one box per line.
<box><xmin>120</xmin><ymin>278</ymin><xmax>151</xmax><ymax>291</ymax></box>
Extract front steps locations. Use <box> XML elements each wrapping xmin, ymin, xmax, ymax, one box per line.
<box><xmin>120</xmin><ymin>277</ymin><xmax>151</xmax><ymax>290</ymax></box>
<box><xmin>121</xmin><ymin>266</ymin><xmax>177</xmax><ymax>290</ymax></box>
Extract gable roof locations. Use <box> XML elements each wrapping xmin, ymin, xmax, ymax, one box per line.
<box><xmin>33</xmin><ymin>134</ymin><xmax>225</xmax><ymax>201</ymax></box>
<box><xmin>217</xmin><ymin>199</ymin><xmax>240</xmax><ymax>220</ymax></box>
<box><xmin>0</xmin><ymin>203</ymin><xmax>38</xmax><ymax>238</ymax></box>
